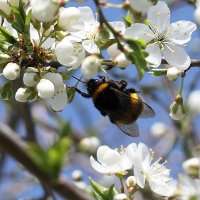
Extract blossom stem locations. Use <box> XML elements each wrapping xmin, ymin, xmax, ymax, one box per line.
<box><xmin>94</xmin><ymin>0</ymin><xmax>125</xmax><ymax>52</ymax></box>
<box><xmin>119</xmin><ymin>176</ymin><xmax>124</xmax><ymax>193</ymax></box>
<box><xmin>179</xmin><ymin>77</ymin><xmax>184</xmax><ymax>95</ymax></box>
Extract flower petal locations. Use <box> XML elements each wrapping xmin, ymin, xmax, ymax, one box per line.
<box><xmin>126</xmin><ymin>143</ymin><xmax>137</xmax><ymax>161</ymax></box>
<box><xmin>129</xmin><ymin>0</ymin><xmax>153</xmax><ymax>13</ymax></box>
<box><xmin>69</xmin><ymin>20</ymin><xmax>87</xmax><ymax>39</ymax></box>
<box><xmin>166</xmin><ymin>21</ymin><xmax>197</xmax><ymax>45</ymax></box>
<box><xmin>78</xmin><ymin>6</ymin><xmax>95</xmax><ymax>23</ymax></box>
<box><xmin>97</xmin><ymin>145</ymin><xmax>110</xmax><ymax>164</ymax></box>
<box><xmin>102</xmin><ymin>149</ymin><xmax>121</xmax><ymax>166</ymax></box>
<box><xmin>146</xmin><ymin>43</ymin><xmax>162</xmax><ymax>67</ymax></box>
<box><xmin>133</xmin><ymin>154</ymin><xmax>146</xmax><ymax>188</ymax></box>
<box><xmin>162</xmin><ymin>44</ymin><xmax>190</xmax><ymax>70</ymax></box>
<box><xmin>109</xmin><ymin>21</ymin><xmax>126</xmax><ymax>39</ymax></box>
<box><xmin>90</xmin><ymin>156</ymin><xmax>109</xmax><ymax>173</ymax></box>
<box><xmin>49</xmin><ymin>88</ymin><xmax>68</xmax><ymax>112</ymax></box>
<box><xmin>82</xmin><ymin>40</ymin><xmax>100</xmax><ymax>54</ymax></box>
<box><xmin>147</xmin><ymin>1</ymin><xmax>170</xmax><ymax>33</ymax></box>
<box><xmin>124</xmin><ymin>23</ymin><xmax>154</xmax><ymax>43</ymax></box>
<box><xmin>107</xmin><ymin>43</ymin><xmax>122</xmax><ymax>59</ymax></box>
<box><xmin>149</xmin><ymin>179</ymin><xmax>177</xmax><ymax>197</ymax></box>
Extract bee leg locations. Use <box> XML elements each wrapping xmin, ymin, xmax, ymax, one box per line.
<box><xmin>125</xmin><ymin>88</ymin><xmax>140</xmax><ymax>94</ymax></box>
<box><xmin>71</xmin><ymin>87</ymin><xmax>91</xmax><ymax>98</ymax></box>
<box><xmin>98</xmin><ymin>75</ymin><xmax>106</xmax><ymax>82</ymax></box>
<box><xmin>119</xmin><ymin>80</ymin><xmax>127</xmax><ymax>90</ymax></box>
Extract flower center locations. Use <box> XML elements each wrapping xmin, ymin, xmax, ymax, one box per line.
<box><xmin>73</xmin><ymin>43</ymin><xmax>84</xmax><ymax>56</ymax></box>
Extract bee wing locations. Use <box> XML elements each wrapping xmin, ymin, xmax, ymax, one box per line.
<box><xmin>110</xmin><ymin>88</ymin><xmax>155</xmax><ymax>119</ymax></box>
<box><xmin>139</xmin><ymin>103</ymin><xmax>155</xmax><ymax>119</ymax></box>
<box><xmin>115</xmin><ymin>122</ymin><xmax>140</xmax><ymax>137</ymax></box>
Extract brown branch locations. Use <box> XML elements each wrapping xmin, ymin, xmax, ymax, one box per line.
<box><xmin>0</xmin><ymin>123</ymin><xmax>90</xmax><ymax>200</ymax></box>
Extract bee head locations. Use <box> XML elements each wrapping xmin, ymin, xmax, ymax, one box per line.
<box><xmin>87</xmin><ymin>78</ymin><xmax>104</xmax><ymax>95</ymax></box>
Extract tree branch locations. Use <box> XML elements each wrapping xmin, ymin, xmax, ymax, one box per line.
<box><xmin>0</xmin><ymin>123</ymin><xmax>90</xmax><ymax>200</ymax></box>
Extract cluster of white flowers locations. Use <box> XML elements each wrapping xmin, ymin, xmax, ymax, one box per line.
<box><xmin>0</xmin><ymin>0</ymin><xmax>197</xmax><ymax>115</ymax></box>
<box><xmin>90</xmin><ymin>143</ymin><xmax>176</xmax><ymax>197</ymax></box>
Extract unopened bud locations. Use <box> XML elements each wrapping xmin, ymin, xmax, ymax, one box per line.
<box><xmin>81</xmin><ymin>56</ymin><xmax>101</xmax><ymax>79</ymax></box>
<box><xmin>126</xmin><ymin>176</ymin><xmax>136</xmax><ymax>188</ymax></box>
<box><xmin>167</xmin><ymin>67</ymin><xmax>180</xmax><ymax>81</ymax></box>
<box><xmin>169</xmin><ymin>95</ymin><xmax>185</xmax><ymax>120</ymax></box>
<box><xmin>72</xmin><ymin>170</ymin><xmax>83</xmax><ymax>181</ymax></box>
<box><xmin>183</xmin><ymin>158</ymin><xmax>200</xmax><ymax>178</ymax></box>
<box><xmin>3</xmin><ymin>62</ymin><xmax>20</xmax><ymax>80</ymax></box>
<box><xmin>114</xmin><ymin>193</ymin><xmax>129</xmax><ymax>200</ymax></box>
<box><xmin>15</xmin><ymin>88</ymin><xmax>30</xmax><ymax>102</ymax></box>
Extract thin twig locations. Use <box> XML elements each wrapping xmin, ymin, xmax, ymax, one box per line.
<box><xmin>0</xmin><ymin>123</ymin><xmax>90</xmax><ymax>200</ymax></box>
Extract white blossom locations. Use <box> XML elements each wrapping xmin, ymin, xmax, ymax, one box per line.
<box><xmin>3</xmin><ymin>62</ymin><xmax>20</xmax><ymax>80</ymax></box>
<box><xmin>69</xmin><ymin>6</ymin><xmax>125</xmax><ymax>54</ymax></box>
<box><xmin>30</xmin><ymin>0</ymin><xmax>59</xmax><ymax>22</ymax></box>
<box><xmin>124</xmin><ymin>1</ymin><xmax>197</xmax><ymax>70</ymax></box>
<box><xmin>107</xmin><ymin>43</ymin><xmax>131</xmax><ymax>68</ymax></box>
<box><xmin>58</xmin><ymin>7</ymin><xmax>81</xmax><ymax>31</ymax></box>
<box><xmin>178</xmin><ymin>175</ymin><xmax>200</xmax><ymax>200</ymax></box>
<box><xmin>90</xmin><ymin>145</ymin><xmax>132</xmax><ymax>175</ymax></box>
<box><xmin>187</xmin><ymin>90</ymin><xmax>200</xmax><ymax>114</ymax></box>
<box><xmin>81</xmin><ymin>55</ymin><xmax>101</xmax><ymax>79</ymax></box>
<box><xmin>126</xmin><ymin>143</ymin><xmax>176</xmax><ymax>197</ymax></box>
<box><xmin>15</xmin><ymin>87</ymin><xmax>30</xmax><ymax>102</ymax></box>
<box><xmin>129</xmin><ymin>0</ymin><xmax>153</xmax><ymax>13</ymax></box>
<box><xmin>55</xmin><ymin>36</ymin><xmax>86</xmax><ymax>68</ymax></box>
<box><xmin>167</xmin><ymin>67</ymin><xmax>180</xmax><ymax>81</ymax></box>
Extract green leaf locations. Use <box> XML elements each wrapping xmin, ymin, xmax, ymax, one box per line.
<box><xmin>0</xmin><ymin>26</ymin><xmax>17</xmax><ymax>44</ymax></box>
<box><xmin>28</xmin><ymin>137</ymin><xmax>71</xmax><ymax>182</ymax></box>
<box><xmin>123</xmin><ymin>11</ymin><xmax>134</xmax><ymax>27</ymax></box>
<box><xmin>90</xmin><ymin>179</ymin><xmax>118</xmax><ymax>200</ymax></box>
<box><xmin>148</xmin><ymin>69</ymin><xmax>167</xmax><ymax>76</ymax></box>
<box><xmin>24</xmin><ymin>10</ymin><xmax>32</xmax><ymax>36</ymax></box>
<box><xmin>0</xmin><ymin>81</ymin><xmax>13</xmax><ymax>100</ymax></box>
<box><xmin>126</xmin><ymin>39</ymin><xmax>148</xmax><ymax>80</ymax></box>
<box><xmin>11</xmin><ymin>0</ymin><xmax>27</xmax><ymax>34</ymax></box>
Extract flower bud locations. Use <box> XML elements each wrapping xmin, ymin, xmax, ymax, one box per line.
<box><xmin>15</xmin><ymin>88</ymin><xmax>30</xmax><ymax>102</ymax></box>
<box><xmin>36</xmin><ymin>79</ymin><xmax>55</xmax><ymax>99</ymax></box>
<box><xmin>30</xmin><ymin>0</ymin><xmax>59</xmax><ymax>22</ymax></box>
<box><xmin>183</xmin><ymin>158</ymin><xmax>200</xmax><ymax>178</ymax></box>
<box><xmin>58</xmin><ymin>7</ymin><xmax>81</xmax><ymax>30</ymax></box>
<box><xmin>169</xmin><ymin>95</ymin><xmax>185</xmax><ymax>120</ymax></box>
<box><xmin>126</xmin><ymin>176</ymin><xmax>136</xmax><ymax>188</ymax></box>
<box><xmin>79</xmin><ymin>136</ymin><xmax>101</xmax><ymax>154</ymax></box>
<box><xmin>72</xmin><ymin>170</ymin><xmax>83</xmax><ymax>181</ymax></box>
<box><xmin>114</xmin><ymin>193</ymin><xmax>129</xmax><ymax>200</ymax></box>
<box><xmin>3</xmin><ymin>62</ymin><xmax>20</xmax><ymax>80</ymax></box>
<box><xmin>167</xmin><ymin>67</ymin><xmax>180</xmax><ymax>81</ymax></box>
<box><xmin>187</xmin><ymin>90</ymin><xmax>200</xmax><ymax>114</ymax></box>
<box><xmin>23</xmin><ymin>72</ymin><xmax>38</xmax><ymax>87</ymax></box>
<box><xmin>81</xmin><ymin>56</ymin><xmax>101</xmax><ymax>79</ymax></box>
<box><xmin>150</xmin><ymin>122</ymin><xmax>168</xmax><ymax>137</ymax></box>
<box><xmin>115</xmin><ymin>54</ymin><xmax>131</xmax><ymax>68</ymax></box>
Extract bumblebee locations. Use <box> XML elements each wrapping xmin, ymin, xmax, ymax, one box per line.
<box><xmin>74</xmin><ymin>76</ymin><xmax>155</xmax><ymax>137</ymax></box>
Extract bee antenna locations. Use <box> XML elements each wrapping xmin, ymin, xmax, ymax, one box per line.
<box><xmin>71</xmin><ymin>76</ymin><xmax>87</xmax><ymax>83</ymax></box>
